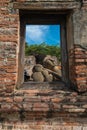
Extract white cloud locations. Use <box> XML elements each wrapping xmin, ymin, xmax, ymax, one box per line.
<box><xmin>26</xmin><ymin>25</ymin><xmax>49</xmax><ymax>43</ymax></box>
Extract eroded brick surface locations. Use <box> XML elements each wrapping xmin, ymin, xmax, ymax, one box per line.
<box><xmin>69</xmin><ymin>45</ymin><xmax>87</xmax><ymax>92</ymax></box>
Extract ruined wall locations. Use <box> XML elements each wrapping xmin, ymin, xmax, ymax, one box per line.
<box><xmin>0</xmin><ymin>0</ymin><xmax>87</xmax><ymax>130</ymax></box>
<box><xmin>0</xmin><ymin>0</ymin><xmax>87</xmax><ymax>93</ymax></box>
<box><xmin>69</xmin><ymin>1</ymin><xmax>87</xmax><ymax>92</ymax></box>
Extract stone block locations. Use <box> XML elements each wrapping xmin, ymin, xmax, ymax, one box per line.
<box><xmin>73</xmin><ymin>126</ymin><xmax>82</xmax><ymax>130</ymax></box>
<box><xmin>83</xmin><ymin>127</ymin><xmax>87</xmax><ymax>130</ymax></box>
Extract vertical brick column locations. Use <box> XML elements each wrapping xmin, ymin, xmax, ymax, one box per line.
<box><xmin>69</xmin><ymin>44</ymin><xmax>87</xmax><ymax>92</ymax></box>
<box><xmin>0</xmin><ymin>1</ymin><xmax>19</xmax><ymax>93</ymax></box>
<box><xmin>74</xmin><ymin>45</ymin><xmax>87</xmax><ymax>92</ymax></box>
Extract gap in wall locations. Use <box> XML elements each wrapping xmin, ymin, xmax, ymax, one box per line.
<box><xmin>24</xmin><ymin>25</ymin><xmax>62</xmax><ymax>82</ymax></box>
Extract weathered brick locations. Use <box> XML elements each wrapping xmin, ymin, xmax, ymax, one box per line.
<box><xmin>1</xmin><ymin>103</ymin><xmax>12</xmax><ymax>110</ymax></box>
<box><xmin>51</xmin><ymin>98</ymin><xmax>63</xmax><ymax>103</ymax></box>
<box><xmin>23</xmin><ymin>103</ymin><xmax>32</xmax><ymax>111</ymax></box>
<box><xmin>14</xmin><ymin>96</ymin><xmax>23</xmax><ymax>102</ymax></box>
<box><xmin>53</xmin><ymin>103</ymin><xmax>61</xmax><ymax>110</ymax></box>
<box><xmin>33</xmin><ymin>103</ymin><xmax>49</xmax><ymax>111</ymax></box>
<box><xmin>73</xmin><ymin>126</ymin><xmax>82</xmax><ymax>130</ymax></box>
<box><xmin>3</xmin><ymin>97</ymin><xmax>13</xmax><ymax>103</ymax></box>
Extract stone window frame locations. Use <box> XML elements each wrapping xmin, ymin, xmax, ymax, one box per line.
<box><xmin>13</xmin><ymin>2</ymin><xmax>75</xmax><ymax>88</ymax></box>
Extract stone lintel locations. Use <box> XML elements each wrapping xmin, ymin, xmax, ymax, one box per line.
<box><xmin>13</xmin><ymin>1</ymin><xmax>80</xmax><ymax>10</ymax></box>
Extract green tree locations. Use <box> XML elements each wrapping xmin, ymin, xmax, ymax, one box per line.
<box><xmin>25</xmin><ymin>42</ymin><xmax>61</xmax><ymax>61</ymax></box>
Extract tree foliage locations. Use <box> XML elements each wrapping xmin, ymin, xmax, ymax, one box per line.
<box><xmin>25</xmin><ymin>42</ymin><xmax>61</xmax><ymax>61</ymax></box>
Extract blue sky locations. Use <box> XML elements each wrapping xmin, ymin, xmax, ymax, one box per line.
<box><xmin>25</xmin><ymin>25</ymin><xmax>60</xmax><ymax>46</ymax></box>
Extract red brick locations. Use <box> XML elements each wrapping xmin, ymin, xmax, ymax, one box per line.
<box><xmin>23</xmin><ymin>103</ymin><xmax>33</xmax><ymax>111</ymax></box>
<box><xmin>14</xmin><ymin>96</ymin><xmax>23</xmax><ymax>103</ymax></box>
<box><xmin>33</xmin><ymin>103</ymin><xmax>49</xmax><ymax>111</ymax></box>
<box><xmin>3</xmin><ymin>97</ymin><xmax>13</xmax><ymax>103</ymax></box>
<box><xmin>51</xmin><ymin>98</ymin><xmax>63</xmax><ymax>103</ymax></box>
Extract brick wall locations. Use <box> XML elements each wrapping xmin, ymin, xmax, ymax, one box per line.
<box><xmin>0</xmin><ymin>121</ymin><xmax>87</xmax><ymax>130</ymax></box>
<box><xmin>74</xmin><ymin>45</ymin><xmax>87</xmax><ymax>92</ymax></box>
<box><xmin>0</xmin><ymin>0</ymin><xmax>19</xmax><ymax>93</ymax></box>
<box><xmin>0</xmin><ymin>87</ymin><xmax>87</xmax><ymax>129</ymax></box>
<box><xmin>0</xmin><ymin>122</ymin><xmax>87</xmax><ymax>130</ymax></box>
<box><xmin>0</xmin><ymin>0</ymin><xmax>87</xmax><ymax>129</ymax></box>
<box><xmin>69</xmin><ymin>45</ymin><xmax>87</xmax><ymax>92</ymax></box>
<box><xmin>0</xmin><ymin>0</ymin><xmax>86</xmax><ymax>93</ymax></box>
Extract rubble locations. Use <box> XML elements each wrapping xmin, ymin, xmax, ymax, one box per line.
<box><xmin>24</xmin><ymin>55</ymin><xmax>62</xmax><ymax>82</ymax></box>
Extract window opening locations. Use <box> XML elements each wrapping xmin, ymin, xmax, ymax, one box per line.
<box><xmin>24</xmin><ymin>25</ymin><xmax>62</xmax><ymax>82</ymax></box>
<box><xmin>18</xmin><ymin>10</ymin><xmax>69</xmax><ymax>88</ymax></box>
